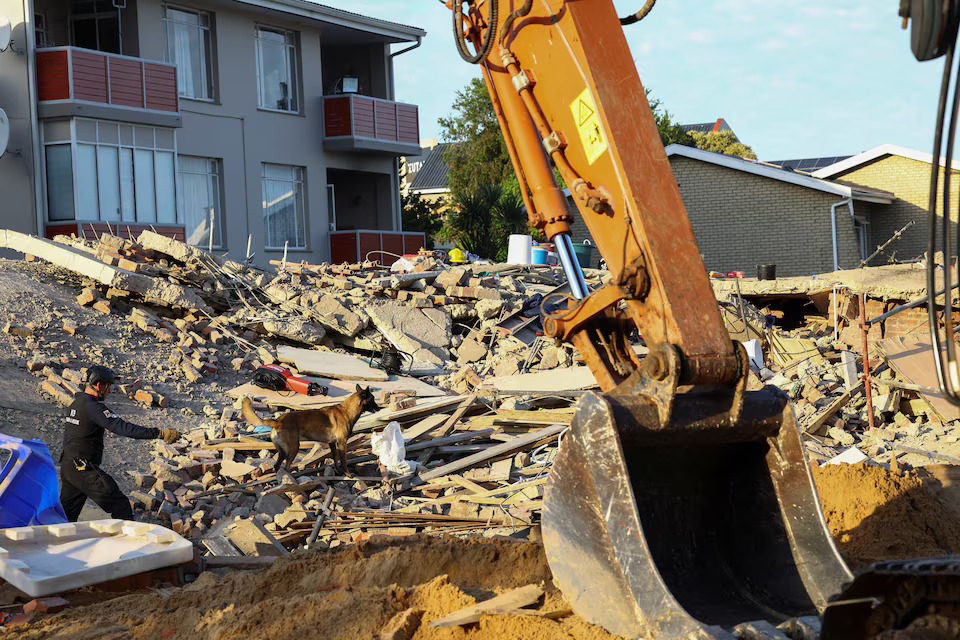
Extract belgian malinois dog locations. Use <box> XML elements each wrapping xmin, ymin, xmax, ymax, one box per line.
<box><xmin>241</xmin><ymin>385</ymin><xmax>380</xmax><ymax>473</ymax></box>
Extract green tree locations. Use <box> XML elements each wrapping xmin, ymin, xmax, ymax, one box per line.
<box><xmin>645</xmin><ymin>89</ymin><xmax>694</xmax><ymax>147</ymax></box>
<box><xmin>439</xmin><ymin>184</ymin><xmax>529</xmax><ymax>261</ymax></box>
<box><xmin>689</xmin><ymin>130</ymin><xmax>757</xmax><ymax>160</ymax></box>
<box><xmin>401</xmin><ymin>192</ymin><xmax>443</xmax><ymax>248</ymax></box>
<box><xmin>438</xmin><ymin>78</ymin><xmax>512</xmax><ymax>195</ymax></box>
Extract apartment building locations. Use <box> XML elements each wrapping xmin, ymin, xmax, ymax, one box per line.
<box><xmin>0</xmin><ymin>0</ymin><xmax>425</xmax><ymax>265</ymax></box>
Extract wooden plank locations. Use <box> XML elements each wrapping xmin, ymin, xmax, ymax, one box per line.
<box><xmin>417</xmin><ymin>394</ymin><xmax>479</xmax><ymax>465</ymax></box>
<box><xmin>277</xmin><ymin>345</ymin><xmax>389</xmax><ymax>381</ymax></box>
<box><xmin>201</xmin><ymin>535</ymin><xmax>241</xmax><ymax>557</ymax></box>
<box><xmin>803</xmin><ymin>391</ymin><xmax>852</xmax><ymax>434</ymax></box>
<box><xmin>486</xmin><ymin>367</ymin><xmax>598</xmax><ymax>392</ymax></box>
<box><xmin>357</xmin><ymin>395</ymin><xmax>468</xmax><ymax>429</ymax></box>
<box><xmin>203</xmin><ymin>556</ymin><xmax>277</xmax><ymax>569</ymax></box>
<box><xmin>398</xmin><ymin>477</ymin><xmax>548</xmax><ymax>513</ymax></box>
<box><xmin>417</xmin><ymin>423</ymin><xmax>565</xmax><ymax>484</ymax></box>
<box><xmin>431</xmin><ymin>584</ymin><xmax>544</xmax><ymax>628</ymax></box>
<box><xmin>880</xmin><ymin>336</ymin><xmax>960</xmax><ymax>421</ymax></box>
<box><xmin>251</xmin><ymin>519</ymin><xmax>289</xmax><ymax>555</ymax></box>
<box><xmin>401</xmin><ymin>414</ymin><xmax>449</xmax><ymax>443</ymax></box>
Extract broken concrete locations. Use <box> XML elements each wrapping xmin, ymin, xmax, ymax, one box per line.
<box><xmin>367</xmin><ymin>302</ymin><xmax>451</xmax><ymax>366</ymax></box>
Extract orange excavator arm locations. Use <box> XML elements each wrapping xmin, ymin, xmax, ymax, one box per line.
<box><xmin>444</xmin><ymin>2</ymin><xmax>856</xmax><ymax>638</ymax></box>
<box><xmin>453</xmin><ymin>0</ymin><xmax>742</xmax><ymax>401</ymax></box>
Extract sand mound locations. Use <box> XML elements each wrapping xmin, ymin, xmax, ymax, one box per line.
<box><xmin>2</xmin><ymin>535</ymin><xmax>618</xmax><ymax>640</ymax></box>
<box><xmin>813</xmin><ymin>462</ymin><xmax>960</xmax><ymax>569</ymax></box>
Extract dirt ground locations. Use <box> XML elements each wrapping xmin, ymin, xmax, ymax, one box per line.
<box><xmin>813</xmin><ymin>461</ymin><xmax>960</xmax><ymax>569</ymax></box>
<box><xmin>1</xmin><ymin>536</ymin><xmax>619</xmax><ymax>640</ymax></box>
<box><xmin>0</xmin><ymin>258</ymin><xmax>252</xmax><ymax>496</ymax></box>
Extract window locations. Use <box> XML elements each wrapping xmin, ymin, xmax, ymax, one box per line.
<box><xmin>255</xmin><ymin>26</ymin><xmax>299</xmax><ymax>112</ymax></box>
<box><xmin>70</xmin><ymin>0</ymin><xmax>120</xmax><ymax>53</ymax></box>
<box><xmin>262</xmin><ymin>164</ymin><xmax>305</xmax><ymax>249</ymax></box>
<box><xmin>35</xmin><ymin>13</ymin><xmax>49</xmax><ymax>47</ymax></box>
<box><xmin>42</xmin><ymin>120</ymin><xmax>179</xmax><ymax>224</ymax></box>
<box><xmin>163</xmin><ymin>6</ymin><xmax>214</xmax><ymax>100</ymax></box>
<box><xmin>178</xmin><ymin>157</ymin><xmax>222</xmax><ymax>248</ymax></box>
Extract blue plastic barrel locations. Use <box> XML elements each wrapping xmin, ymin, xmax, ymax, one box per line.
<box><xmin>531</xmin><ymin>247</ymin><xmax>548</xmax><ymax>265</ymax></box>
<box><xmin>0</xmin><ymin>433</ymin><xmax>68</xmax><ymax>528</ymax></box>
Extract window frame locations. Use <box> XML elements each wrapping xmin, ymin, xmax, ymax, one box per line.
<box><xmin>177</xmin><ymin>155</ymin><xmax>224</xmax><ymax>249</ymax></box>
<box><xmin>162</xmin><ymin>3</ymin><xmax>216</xmax><ymax>102</ymax></box>
<box><xmin>254</xmin><ymin>24</ymin><xmax>301</xmax><ymax>114</ymax></box>
<box><xmin>261</xmin><ymin>162</ymin><xmax>307</xmax><ymax>250</ymax></box>
<box><xmin>41</xmin><ymin>119</ymin><xmax>180</xmax><ymax>225</ymax></box>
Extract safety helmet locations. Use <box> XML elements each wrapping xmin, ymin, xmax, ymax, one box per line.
<box><xmin>86</xmin><ymin>365</ymin><xmax>116</xmax><ymax>387</ymax></box>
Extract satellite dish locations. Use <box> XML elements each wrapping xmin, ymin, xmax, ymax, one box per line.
<box><xmin>0</xmin><ymin>16</ymin><xmax>10</xmax><ymax>53</ymax></box>
<box><xmin>0</xmin><ymin>108</ymin><xmax>9</xmax><ymax>159</ymax></box>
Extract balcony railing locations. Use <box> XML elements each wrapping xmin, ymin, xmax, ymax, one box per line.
<box><xmin>36</xmin><ymin>47</ymin><xmax>179</xmax><ymax>123</ymax></box>
<box><xmin>323</xmin><ymin>95</ymin><xmax>419</xmax><ymax>156</ymax></box>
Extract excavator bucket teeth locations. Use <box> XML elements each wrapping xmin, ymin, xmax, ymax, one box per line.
<box><xmin>542</xmin><ymin>390</ymin><xmax>852</xmax><ymax>638</ymax></box>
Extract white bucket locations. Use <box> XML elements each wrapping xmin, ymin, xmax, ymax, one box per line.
<box><xmin>506</xmin><ymin>234</ymin><xmax>532</xmax><ymax>264</ymax></box>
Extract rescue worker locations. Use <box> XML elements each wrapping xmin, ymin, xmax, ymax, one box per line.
<box><xmin>59</xmin><ymin>365</ymin><xmax>181</xmax><ymax>522</ymax></box>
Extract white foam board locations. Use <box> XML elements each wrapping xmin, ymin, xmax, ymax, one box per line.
<box><xmin>0</xmin><ymin>520</ymin><xmax>193</xmax><ymax>596</ymax></box>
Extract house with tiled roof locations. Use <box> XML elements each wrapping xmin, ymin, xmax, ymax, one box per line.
<box><xmin>0</xmin><ymin>0</ymin><xmax>426</xmax><ymax>265</ymax></box>
<box><xmin>568</xmin><ymin>145</ymin><xmax>897</xmax><ymax>275</ymax></box>
<box><xmin>810</xmin><ymin>144</ymin><xmax>959</xmax><ymax>262</ymax></box>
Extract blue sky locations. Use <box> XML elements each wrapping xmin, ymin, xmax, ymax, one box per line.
<box><xmin>323</xmin><ymin>1</ymin><xmax>941</xmax><ymax>161</ymax></box>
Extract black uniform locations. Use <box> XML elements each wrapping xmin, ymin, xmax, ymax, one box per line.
<box><xmin>60</xmin><ymin>391</ymin><xmax>160</xmax><ymax>521</ymax></box>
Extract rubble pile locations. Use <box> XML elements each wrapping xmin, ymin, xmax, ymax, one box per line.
<box><xmin>0</xmin><ymin>229</ymin><xmax>606</xmax><ymax>559</ymax></box>
<box><xmin>130</xmin><ymin>392</ymin><xmax>572</xmax><ymax>556</ymax></box>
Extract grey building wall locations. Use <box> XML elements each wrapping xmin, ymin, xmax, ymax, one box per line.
<box><xmin>135</xmin><ymin>0</ymin><xmax>401</xmax><ymax>265</ymax></box>
<box><xmin>0</xmin><ymin>0</ymin><xmax>409</xmax><ymax>266</ymax></box>
<box><xmin>0</xmin><ymin>0</ymin><xmax>41</xmax><ymax>242</ymax></box>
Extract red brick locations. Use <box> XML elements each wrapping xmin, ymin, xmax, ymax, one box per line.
<box><xmin>62</xmin><ymin>320</ymin><xmax>79</xmax><ymax>335</ymax></box>
<box><xmin>92</xmin><ymin>300</ymin><xmax>112</xmax><ymax>315</ymax></box>
<box><xmin>23</xmin><ymin>597</ymin><xmax>69</xmax><ymax>614</ymax></box>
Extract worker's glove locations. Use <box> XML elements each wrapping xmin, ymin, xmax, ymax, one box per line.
<box><xmin>158</xmin><ymin>428</ymin><xmax>181</xmax><ymax>443</ymax></box>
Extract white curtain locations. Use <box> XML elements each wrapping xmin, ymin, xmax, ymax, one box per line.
<box><xmin>179</xmin><ymin>157</ymin><xmax>221</xmax><ymax>247</ymax></box>
<box><xmin>262</xmin><ymin>171</ymin><xmax>304</xmax><ymax>248</ymax></box>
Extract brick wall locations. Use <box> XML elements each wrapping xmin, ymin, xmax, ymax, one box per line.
<box><xmin>828</xmin><ymin>291</ymin><xmax>939</xmax><ymax>344</ymax></box>
<box><xmin>670</xmin><ymin>157</ymin><xmax>862</xmax><ymax>276</ymax></box>
<box><xmin>832</xmin><ymin>155</ymin><xmax>959</xmax><ymax>263</ymax></box>
<box><xmin>568</xmin><ymin>158</ymin><xmax>863</xmax><ymax>275</ymax></box>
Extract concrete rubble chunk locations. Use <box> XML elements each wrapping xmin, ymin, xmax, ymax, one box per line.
<box><xmin>367</xmin><ymin>302</ymin><xmax>451</xmax><ymax>366</ymax></box>
<box><xmin>262</xmin><ymin>317</ymin><xmax>326</xmax><ymax>345</ymax></box>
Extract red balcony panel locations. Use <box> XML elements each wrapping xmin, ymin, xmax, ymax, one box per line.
<box><xmin>403</xmin><ymin>233</ymin><xmax>426</xmax><ymax>254</ymax></box>
<box><xmin>37</xmin><ymin>48</ymin><xmax>178</xmax><ymax>116</ymax></box>
<box><xmin>323</xmin><ymin>95</ymin><xmax>419</xmax><ymax>154</ymax></box>
<box><xmin>72</xmin><ymin>51</ymin><xmax>108</xmax><ymax>103</ymax></box>
<box><xmin>351</xmin><ymin>97</ymin><xmax>375</xmax><ymax>138</ymax></box>
<box><xmin>330</xmin><ymin>230</ymin><xmax>427</xmax><ymax>263</ymax></box>
<box><xmin>374</xmin><ymin>101</ymin><xmax>398</xmax><ymax>141</ymax></box>
<box><xmin>144</xmin><ymin>63</ymin><xmax>178</xmax><ymax>112</ymax></box>
<box><xmin>108</xmin><ymin>58</ymin><xmax>144</xmax><ymax>108</ymax></box>
<box><xmin>358</xmin><ymin>232</ymin><xmax>381</xmax><ymax>263</ymax></box>
<box><xmin>397</xmin><ymin>104</ymin><xmax>419</xmax><ymax>144</ymax></box>
<box><xmin>324</xmin><ymin>96</ymin><xmax>351</xmax><ymax>136</ymax></box>
<box><xmin>36</xmin><ymin>50</ymin><xmax>70</xmax><ymax>101</ymax></box>
<box><xmin>381</xmin><ymin>232</ymin><xmax>403</xmax><ymax>256</ymax></box>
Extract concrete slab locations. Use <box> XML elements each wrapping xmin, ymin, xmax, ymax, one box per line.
<box><xmin>0</xmin><ymin>520</ymin><xmax>192</xmax><ymax>597</ymax></box>
<box><xmin>0</xmin><ymin>230</ymin><xmax>210</xmax><ymax>312</ymax></box>
<box><xmin>367</xmin><ymin>302</ymin><xmax>451</xmax><ymax>366</ymax></box>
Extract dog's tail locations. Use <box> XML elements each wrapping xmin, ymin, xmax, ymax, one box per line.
<box><xmin>241</xmin><ymin>396</ymin><xmax>279</xmax><ymax>428</ymax></box>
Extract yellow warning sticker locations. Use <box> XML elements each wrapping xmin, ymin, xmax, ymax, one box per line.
<box><xmin>570</xmin><ymin>88</ymin><xmax>607</xmax><ymax>165</ymax></box>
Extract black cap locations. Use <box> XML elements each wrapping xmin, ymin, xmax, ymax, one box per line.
<box><xmin>86</xmin><ymin>365</ymin><xmax>116</xmax><ymax>386</ymax></box>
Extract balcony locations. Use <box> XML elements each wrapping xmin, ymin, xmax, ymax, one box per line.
<box><xmin>36</xmin><ymin>47</ymin><xmax>181</xmax><ymax>128</ymax></box>
<box><xmin>322</xmin><ymin>95</ymin><xmax>419</xmax><ymax>156</ymax></box>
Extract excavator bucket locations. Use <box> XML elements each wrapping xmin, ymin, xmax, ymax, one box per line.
<box><xmin>542</xmin><ymin>388</ymin><xmax>853</xmax><ymax>638</ymax></box>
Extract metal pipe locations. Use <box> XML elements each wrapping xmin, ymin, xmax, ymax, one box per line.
<box><xmin>306</xmin><ymin>486</ymin><xmax>336</xmax><ymax>549</ymax></box>
<box><xmin>860</xmin><ymin>292</ymin><xmax>876</xmax><ymax>430</ymax></box>
<box><xmin>868</xmin><ymin>280</ymin><xmax>960</xmax><ymax>325</ymax></box>
<box><xmin>554</xmin><ymin>233</ymin><xmax>588</xmax><ymax>299</ymax></box>
<box><xmin>829</xmin><ymin>199</ymin><xmax>850</xmax><ymax>272</ymax></box>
